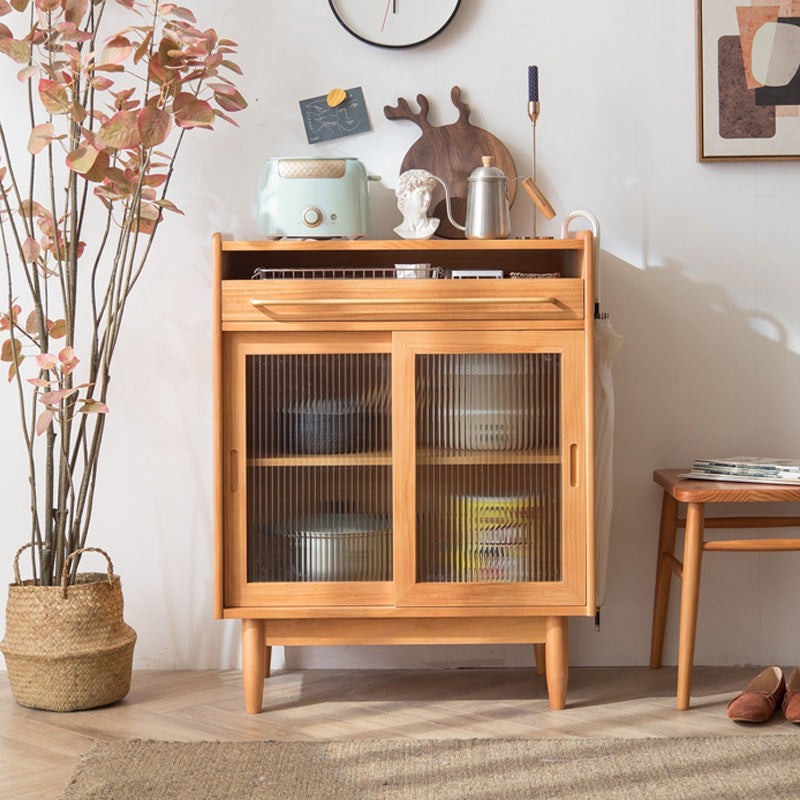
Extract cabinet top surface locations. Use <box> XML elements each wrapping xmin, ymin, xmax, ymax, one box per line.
<box><xmin>216</xmin><ymin>236</ymin><xmax>589</xmax><ymax>253</ymax></box>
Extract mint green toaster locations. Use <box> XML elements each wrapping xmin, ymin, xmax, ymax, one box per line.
<box><xmin>257</xmin><ymin>157</ymin><xmax>378</xmax><ymax>239</ymax></box>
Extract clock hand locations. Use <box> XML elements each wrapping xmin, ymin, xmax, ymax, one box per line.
<box><xmin>382</xmin><ymin>0</ymin><xmax>393</xmax><ymax>32</ymax></box>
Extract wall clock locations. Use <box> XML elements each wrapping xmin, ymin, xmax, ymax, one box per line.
<box><xmin>329</xmin><ymin>0</ymin><xmax>462</xmax><ymax>49</ymax></box>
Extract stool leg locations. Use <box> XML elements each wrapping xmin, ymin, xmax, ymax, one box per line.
<box><xmin>677</xmin><ymin>502</ymin><xmax>705</xmax><ymax>710</ymax></box>
<box><xmin>650</xmin><ymin>492</ymin><xmax>679</xmax><ymax>669</ymax></box>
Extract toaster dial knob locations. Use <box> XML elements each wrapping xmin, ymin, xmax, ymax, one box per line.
<box><xmin>301</xmin><ymin>206</ymin><xmax>323</xmax><ymax>228</ymax></box>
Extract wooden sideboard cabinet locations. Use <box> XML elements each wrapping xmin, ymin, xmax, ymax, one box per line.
<box><xmin>212</xmin><ymin>233</ymin><xmax>595</xmax><ymax>713</ymax></box>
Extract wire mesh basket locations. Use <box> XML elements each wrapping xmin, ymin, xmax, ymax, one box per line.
<box><xmin>251</xmin><ymin>266</ymin><xmax>444</xmax><ymax>280</ymax></box>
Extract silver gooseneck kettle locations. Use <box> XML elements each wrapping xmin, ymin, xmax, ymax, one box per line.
<box><xmin>433</xmin><ymin>156</ymin><xmax>554</xmax><ymax>239</ymax></box>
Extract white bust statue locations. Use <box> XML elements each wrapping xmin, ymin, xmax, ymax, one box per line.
<box><xmin>393</xmin><ymin>169</ymin><xmax>439</xmax><ymax>239</ymax></box>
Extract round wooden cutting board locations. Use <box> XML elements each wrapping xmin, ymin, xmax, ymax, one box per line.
<box><xmin>384</xmin><ymin>86</ymin><xmax>517</xmax><ymax>239</ymax></box>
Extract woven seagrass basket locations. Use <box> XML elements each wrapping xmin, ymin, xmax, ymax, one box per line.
<box><xmin>0</xmin><ymin>545</ymin><xmax>137</xmax><ymax>712</ymax></box>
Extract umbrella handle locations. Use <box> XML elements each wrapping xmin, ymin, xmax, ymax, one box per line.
<box><xmin>561</xmin><ymin>210</ymin><xmax>601</xmax><ymax>318</ymax></box>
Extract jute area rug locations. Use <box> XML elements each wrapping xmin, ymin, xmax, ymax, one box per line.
<box><xmin>60</xmin><ymin>736</ymin><xmax>800</xmax><ymax>800</ymax></box>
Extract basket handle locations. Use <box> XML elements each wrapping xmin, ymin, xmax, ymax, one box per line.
<box><xmin>61</xmin><ymin>547</ymin><xmax>115</xmax><ymax>598</ymax></box>
<box><xmin>12</xmin><ymin>544</ymin><xmax>115</xmax><ymax>595</ymax></box>
<box><xmin>12</xmin><ymin>542</ymin><xmax>34</xmax><ymax>586</ymax></box>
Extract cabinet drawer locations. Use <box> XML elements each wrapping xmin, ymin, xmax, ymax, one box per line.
<box><xmin>222</xmin><ymin>279</ymin><xmax>584</xmax><ymax>324</ymax></box>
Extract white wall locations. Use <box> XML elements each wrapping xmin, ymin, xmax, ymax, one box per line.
<box><xmin>2</xmin><ymin>0</ymin><xmax>800</xmax><ymax>672</ymax></box>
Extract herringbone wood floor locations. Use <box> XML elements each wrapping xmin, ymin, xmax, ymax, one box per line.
<box><xmin>2</xmin><ymin>666</ymin><xmax>798</xmax><ymax>799</ymax></box>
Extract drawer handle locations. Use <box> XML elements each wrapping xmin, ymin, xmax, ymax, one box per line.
<box><xmin>251</xmin><ymin>296</ymin><xmax>557</xmax><ymax>309</ymax></box>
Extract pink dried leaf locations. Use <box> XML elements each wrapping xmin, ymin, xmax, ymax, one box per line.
<box><xmin>154</xmin><ymin>198</ymin><xmax>183</xmax><ymax>215</ymax></box>
<box><xmin>1</xmin><ymin>337</ymin><xmax>21</xmax><ymax>363</ymax></box>
<box><xmin>49</xmin><ymin>318</ymin><xmax>67</xmax><ymax>338</ymax></box>
<box><xmin>28</xmin><ymin>122</ymin><xmax>54</xmax><ymax>155</ymax></box>
<box><xmin>93</xmin><ymin>62</ymin><xmax>124</xmax><ymax>73</ymax></box>
<box><xmin>133</xmin><ymin>29</ymin><xmax>153</xmax><ymax>64</ymax></box>
<box><xmin>97</xmin><ymin>35</ymin><xmax>133</xmax><ymax>66</ymax></box>
<box><xmin>98</xmin><ymin>110</ymin><xmax>142</xmax><ymax>149</ymax></box>
<box><xmin>0</xmin><ymin>36</ymin><xmax>31</xmax><ymax>64</ymax></box>
<box><xmin>159</xmin><ymin>4</ymin><xmax>196</xmax><ymax>23</ymax></box>
<box><xmin>28</xmin><ymin>377</ymin><xmax>51</xmax><ymax>388</ymax></box>
<box><xmin>137</xmin><ymin>105</ymin><xmax>172</xmax><ymax>148</ymax></box>
<box><xmin>139</xmin><ymin>201</ymin><xmax>161</xmax><ymax>220</ymax></box>
<box><xmin>81</xmin><ymin>149</ymin><xmax>110</xmax><ymax>183</ymax></box>
<box><xmin>38</xmin><ymin>78</ymin><xmax>71</xmax><ymax>114</ymax></box>
<box><xmin>143</xmin><ymin>173</ymin><xmax>168</xmax><ymax>188</ymax></box>
<box><xmin>63</xmin><ymin>0</ymin><xmax>88</xmax><ymax>25</ymax></box>
<box><xmin>58</xmin><ymin>345</ymin><xmax>79</xmax><ymax>374</ymax></box>
<box><xmin>78</xmin><ymin>399</ymin><xmax>109</xmax><ymax>414</ymax></box>
<box><xmin>17</xmin><ymin>64</ymin><xmax>38</xmax><ymax>82</ymax></box>
<box><xmin>22</xmin><ymin>236</ymin><xmax>40</xmax><ymax>262</ymax></box>
<box><xmin>56</xmin><ymin>22</ymin><xmax>91</xmax><ymax>44</ymax></box>
<box><xmin>213</xmin><ymin>108</ymin><xmax>239</xmax><ymax>127</ymax></box>
<box><xmin>214</xmin><ymin>89</ymin><xmax>246</xmax><ymax>113</ymax></box>
<box><xmin>207</xmin><ymin>81</ymin><xmax>236</xmax><ymax>95</ymax></box>
<box><xmin>91</xmin><ymin>75</ymin><xmax>114</xmax><ymax>91</ymax></box>
<box><xmin>0</xmin><ymin>0</ymin><xmax>12</xmax><ymax>16</ymax></box>
<box><xmin>25</xmin><ymin>309</ymin><xmax>42</xmax><ymax>335</ymax></box>
<box><xmin>35</xmin><ymin>408</ymin><xmax>54</xmax><ymax>435</ymax></box>
<box><xmin>172</xmin><ymin>92</ymin><xmax>214</xmax><ymax>128</ymax></box>
<box><xmin>66</xmin><ymin>143</ymin><xmax>100</xmax><ymax>174</ymax></box>
<box><xmin>35</xmin><ymin>352</ymin><xmax>58</xmax><ymax>370</ymax></box>
<box><xmin>19</xmin><ymin>199</ymin><xmax>49</xmax><ymax>219</ymax></box>
<box><xmin>38</xmin><ymin>387</ymin><xmax>79</xmax><ymax>406</ymax></box>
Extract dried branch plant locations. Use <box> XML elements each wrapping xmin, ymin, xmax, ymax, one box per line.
<box><xmin>0</xmin><ymin>0</ymin><xmax>245</xmax><ymax>584</ymax></box>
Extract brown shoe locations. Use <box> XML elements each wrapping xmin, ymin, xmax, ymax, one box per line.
<box><xmin>727</xmin><ymin>666</ymin><xmax>785</xmax><ymax>722</ymax></box>
<box><xmin>782</xmin><ymin>667</ymin><xmax>800</xmax><ymax>723</ymax></box>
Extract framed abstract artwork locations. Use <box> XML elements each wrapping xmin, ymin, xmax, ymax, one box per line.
<box><xmin>698</xmin><ymin>0</ymin><xmax>800</xmax><ymax>160</ymax></box>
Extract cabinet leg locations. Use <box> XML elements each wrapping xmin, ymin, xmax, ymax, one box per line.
<box><xmin>533</xmin><ymin>643</ymin><xmax>546</xmax><ymax>676</ymax></box>
<box><xmin>265</xmin><ymin>645</ymin><xmax>272</xmax><ymax>679</ymax></box>
<box><xmin>242</xmin><ymin>619</ymin><xmax>266</xmax><ymax>714</ymax></box>
<box><xmin>545</xmin><ymin>616</ymin><xmax>568</xmax><ymax>710</ymax></box>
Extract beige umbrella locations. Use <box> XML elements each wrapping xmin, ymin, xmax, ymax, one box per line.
<box><xmin>561</xmin><ymin>212</ymin><xmax>623</xmax><ymax>620</ymax></box>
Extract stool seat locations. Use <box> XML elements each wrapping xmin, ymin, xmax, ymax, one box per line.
<box><xmin>655</xmin><ymin>468</ymin><xmax>800</xmax><ymax>504</ymax></box>
<box><xmin>650</xmin><ymin>468</ymin><xmax>800</xmax><ymax>709</ymax></box>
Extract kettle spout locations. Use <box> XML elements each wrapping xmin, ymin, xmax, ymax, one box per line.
<box><xmin>431</xmin><ymin>173</ymin><xmax>466</xmax><ymax>232</ymax></box>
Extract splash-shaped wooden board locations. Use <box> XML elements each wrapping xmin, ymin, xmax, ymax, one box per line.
<box><xmin>384</xmin><ymin>86</ymin><xmax>517</xmax><ymax>239</ymax></box>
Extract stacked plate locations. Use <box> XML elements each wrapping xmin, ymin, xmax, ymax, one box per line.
<box><xmin>448</xmin><ymin>493</ymin><xmax>545</xmax><ymax>583</ymax></box>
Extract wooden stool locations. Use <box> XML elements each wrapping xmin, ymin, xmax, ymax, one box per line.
<box><xmin>650</xmin><ymin>468</ymin><xmax>800</xmax><ymax>709</ymax></box>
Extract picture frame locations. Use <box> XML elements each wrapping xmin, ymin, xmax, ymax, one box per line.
<box><xmin>697</xmin><ymin>0</ymin><xmax>800</xmax><ymax>161</ymax></box>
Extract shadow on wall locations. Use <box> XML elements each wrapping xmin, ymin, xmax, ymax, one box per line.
<box><xmin>604</xmin><ymin>251</ymin><xmax>798</xmax><ymax>465</ymax></box>
<box><xmin>575</xmin><ymin>249</ymin><xmax>800</xmax><ymax>668</ymax></box>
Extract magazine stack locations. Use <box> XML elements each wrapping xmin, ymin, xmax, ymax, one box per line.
<box><xmin>683</xmin><ymin>457</ymin><xmax>800</xmax><ymax>485</ymax></box>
